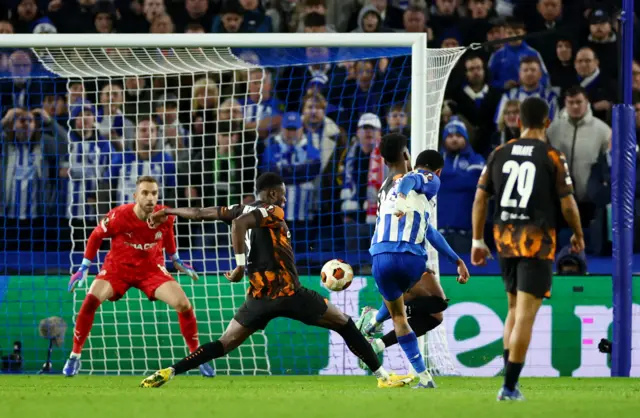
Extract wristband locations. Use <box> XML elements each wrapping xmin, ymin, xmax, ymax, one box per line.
<box><xmin>471</xmin><ymin>239</ymin><xmax>486</xmax><ymax>249</ymax></box>
<box><xmin>80</xmin><ymin>258</ymin><xmax>92</xmax><ymax>267</ymax></box>
<box><xmin>170</xmin><ymin>253</ymin><xmax>180</xmax><ymax>262</ymax></box>
<box><xmin>235</xmin><ymin>254</ymin><xmax>246</xmax><ymax>267</ymax></box>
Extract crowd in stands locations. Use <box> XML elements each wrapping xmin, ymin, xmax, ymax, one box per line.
<box><xmin>1</xmin><ymin>0</ymin><xmax>639</xmax><ymax>270</ymax></box>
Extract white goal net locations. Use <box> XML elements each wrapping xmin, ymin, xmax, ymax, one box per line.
<box><xmin>7</xmin><ymin>34</ymin><xmax>465</xmax><ymax>375</ymax></box>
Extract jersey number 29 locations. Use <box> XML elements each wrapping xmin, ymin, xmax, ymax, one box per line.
<box><xmin>500</xmin><ymin>160</ymin><xmax>536</xmax><ymax>209</ymax></box>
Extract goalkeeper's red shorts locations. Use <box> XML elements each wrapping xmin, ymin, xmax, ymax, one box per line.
<box><xmin>96</xmin><ymin>263</ymin><xmax>175</xmax><ymax>302</ymax></box>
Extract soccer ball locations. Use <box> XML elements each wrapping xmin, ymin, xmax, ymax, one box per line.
<box><xmin>321</xmin><ymin>259</ymin><xmax>354</xmax><ymax>291</ymax></box>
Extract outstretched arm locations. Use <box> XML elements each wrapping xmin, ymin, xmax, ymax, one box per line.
<box><xmin>151</xmin><ymin>205</ymin><xmax>244</xmax><ymax>226</ymax></box>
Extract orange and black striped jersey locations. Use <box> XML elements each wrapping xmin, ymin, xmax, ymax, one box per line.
<box><xmin>219</xmin><ymin>202</ymin><xmax>300</xmax><ymax>299</ymax></box>
<box><xmin>477</xmin><ymin>138</ymin><xmax>574</xmax><ymax>260</ymax></box>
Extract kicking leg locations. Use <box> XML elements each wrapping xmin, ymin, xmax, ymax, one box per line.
<box><xmin>154</xmin><ymin>281</ymin><xmax>214</xmax><ymax>377</ymax></box>
<box><xmin>141</xmin><ymin>319</ymin><xmax>256</xmax><ymax>388</ymax></box>
<box><xmin>64</xmin><ymin>279</ymin><xmax>113</xmax><ymax>377</ymax></box>
<box><xmin>313</xmin><ymin>302</ymin><xmax>412</xmax><ymax>388</ymax></box>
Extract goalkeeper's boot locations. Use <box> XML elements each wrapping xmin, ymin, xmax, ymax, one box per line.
<box><xmin>199</xmin><ymin>362</ymin><xmax>216</xmax><ymax>378</ymax></box>
<box><xmin>140</xmin><ymin>367</ymin><xmax>175</xmax><ymax>388</ymax></box>
<box><xmin>497</xmin><ymin>386</ymin><xmax>525</xmax><ymax>401</ymax></box>
<box><xmin>355</xmin><ymin>307</ymin><xmax>383</xmax><ymax>337</ymax></box>
<box><xmin>377</xmin><ymin>373</ymin><xmax>414</xmax><ymax>388</ymax></box>
<box><xmin>62</xmin><ymin>356</ymin><xmax>81</xmax><ymax>377</ymax></box>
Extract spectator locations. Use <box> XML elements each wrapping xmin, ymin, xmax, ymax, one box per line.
<box><xmin>238</xmin><ymin>0</ymin><xmax>273</xmax><ymax>33</ymax></box>
<box><xmin>1</xmin><ymin>50</ymin><xmax>50</xmax><ymax>117</ymax></box>
<box><xmin>549</xmin><ymin>38</ymin><xmax>577</xmax><ymax>96</ymax></box>
<box><xmin>368</xmin><ymin>0</ymin><xmax>404</xmax><ymax>31</ymax></box>
<box><xmin>134</xmin><ymin>0</ymin><xmax>166</xmax><ymax>33</ymax></box>
<box><xmin>301</xmin><ymin>93</ymin><xmax>343</xmax><ymax>215</ymax></box>
<box><xmin>0</xmin><ymin>107</ymin><xmax>66</xmax><ymax>219</ymax></box>
<box><xmin>430</xmin><ymin>0</ymin><xmax>463</xmax><ymax>44</ymax></box>
<box><xmin>385</xmin><ymin>103</ymin><xmax>410</xmax><ymax>138</ymax></box>
<box><xmin>489</xmin><ymin>99</ymin><xmax>520</xmax><ymax>157</ymax></box>
<box><xmin>464</xmin><ymin>0</ymin><xmax>493</xmax><ymax>45</ymax></box>
<box><xmin>110</xmin><ymin>118</ymin><xmax>177</xmax><ymax>205</ymax></box>
<box><xmin>150</xmin><ymin>13</ymin><xmax>175</xmax><ymax>33</ymax></box>
<box><xmin>94</xmin><ymin>1</ymin><xmax>117</xmax><ymax>34</ymax></box>
<box><xmin>49</xmin><ymin>0</ymin><xmax>95</xmax><ymax>33</ymax></box>
<box><xmin>303</xmin><ymin>11</ymin><xmax>328</xmax><ymax>33</ymax></box>
<box><xmin>11</xmin><ymin>0</ymin><xmax>57</xmax><ymax>34</ymax></box>
<box><xmin>123</xmin><ymin>76</ymin><xmax>152</xmax><ymax>117</ymax></box>
<box><xmin>340</xmin><ymin>113</ymin><xmax>382</xmax><ymax>225</ymax></box>
<box><xmin>526</xmin><ymin>0</ymin><xmax>568</xmax><ymax>68</ymax></box>
<box><xmin>437</xmin><ymin>118</ymin><xmax>485</xmax><ymax>254</ymax></box>
<box><xmin>294</xmin><ymin>0</ymin><xmax>338</xmax><ymax>33</ymax></box>
<box><xmin>64</xmin><ymin>100</ymin><xmax>114</xmax><ymax>220</ymax></box>
<box><xmin>154</xmin><ymin>93</ymin><xmax>188</xmax><ymax>160</ymax></box>
<box><xmin>575</xmin><ymin>47</ymin><xmax>616</xmax><ymax>123</ymax></box>
<box><xmin>191</xmin><ymin>77</ymin><xmax>219</xmax><ymax>123</ymax></box>
<box><xmin>335</xmin><ymin>60</ymin><xmax>385</xmax><ymax>133</ymax></box>
<box><xmin>547</xmin><ymin>85</ymin><xmax>611</xmax><ymax>225</ymax></box>
<box><xmin>191</xmin><ymin>120</ymin><xmax>255</xmax><ymax>208</ymax></box>
<box><xmin>556</xmin><ymin>245</ymin><xmax>588</xmax><ymax>275</ymax></box>
<box><xmin>185</xmin><ymin>22</ymin><xmax>205</xmax><ymax>33</ymax></box>
<box><xmin>351</xmin><ymin>4</ymin><xmax>384</xmax><ymax>33</ymax></box>
<box><xmin>585</xmin><ymin>8</ymin><xmax>617</xmax><ymax>82</ymax></box>
<box><xmin>212</xmin><ymin>0</ymin><xmax>245</xmax><ymax>33</ymax></box>
<box><xmin>218</xmin><ymin>97</ymin><xmax>243</xmax><ymax>122</ymax></box>
<box><xmin>402</xmin><ymin>5</ymin><xmax>432</xmax><ymax>40</ymax></box>
<box><xmin>495</xmin><ymin>56</ymin><xmax>558</xmax><ymax>125</ymax></box>
<box><xmin>96</xmin><ymin>83</ymin><xmax>135</xmax><ymax>151</ymax></box>
<box><xmin>448</xmin><ymin>54</ymin><xmax>502</xmax><ymax>155</ymax></box>
<box><xmin>174</xmin><ymin>0</ymin><xmax>217</xmax><ymax>33</ymax></box>
<box><xmin>238</xmin><ymin>69</ymin><xmax>284</xmax><ymax>138</ymax></box>
<box><xmin>488</xmin><ymin>20</ymin><xmax>549</xmax><ymax>89</ymax></box>
<box><xmin>261</xmin><ymin>112</ymin><xmax>321</xmax><ymax>251</ymax></box>
<box><xmin>633</xmin><ymin>60</ymin><xmax>640</xmax><ymax>95</ymax></box>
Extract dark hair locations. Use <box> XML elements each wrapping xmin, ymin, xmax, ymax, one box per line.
<box><xmin>304</xmin><ymin>12</ymin><xmax>326</xmax><ymax>28</ymax></box>
<box><xmin>136</xmin><ymin>176</ymin><xmax>158</xmax><ymax>186</ymax></box>
<box><xmin>257</xmin><ymin>172</ymin><xmax>284</xmax><ymax>192</ymax></box>
<box><xmin>565</xmin><ymin>85</ymin><xmax>589</xmax><ymax>99</ymax></box>
<box><xmin>519</xmin><ymin>97</ymin><xmax>549</xmax><ymax>129</ymax></box>
<box><xmin>221</xmin><ymin>0</ymin><xmax>245</xmax><ymax>16</ymax></box>
<box><xmin>304</xmin><ymin>0</ymin><xmax>326</xmax><ymax>7</ymax></box>
<box><xmin>388</xmin><ymin>102</ymin><xmax>405</xmax><ymax>113</ymax></box>
<box><xmin>216</xmin><ymin>120</ymin><xmax>240</xmax><ymax>134</ymax></box>
<box><xmin>506</xmin><ymin>19</ymin><xmax>526</xmax><ymax>31</ymax></box>
<box><xmin>520</xmin><ymin>55</ymin><xmax>541</xmax><ymax>67</ymax></box>
<box><xmin>380</xmin><ymin>133</ymin><xmax>408</xmax><ymax>164</ymax></box>
<box><xmin>415</xmin><ymin>150</ymin><xmax>444</xmax><ymax>171</ymax></box>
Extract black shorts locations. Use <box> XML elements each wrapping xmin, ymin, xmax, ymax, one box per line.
<box><xmin>233</xmin><ymin>287</ymin><xmax>328</xmax><ymax>330</ymax></box>
<box><xmin>499</xmin><ymin>257</ymin><xmax>553</xmax><ymax>299</ymax></box>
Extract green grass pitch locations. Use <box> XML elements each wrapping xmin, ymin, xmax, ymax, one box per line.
<box><xmin>1</xmin><ymin>376</ymin><xmax>639</xmax><ymax>418</ymax></box>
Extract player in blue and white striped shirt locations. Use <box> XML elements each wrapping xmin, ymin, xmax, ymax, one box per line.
<box><xmin>369</xmin><ymin>136</ymin><xmax>469</xmax><ymax>388</ymax></box>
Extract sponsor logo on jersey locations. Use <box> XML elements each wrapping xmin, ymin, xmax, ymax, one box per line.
<box><xmin>155</xmin><ymin>231</ymin><xmax>162</xmax><ymax>240</ymax></box>
<box><xmin>99</xmin><ymin>269</ymin><xmax>107</xmax><ymax>276</ymax></box>
<box><xmin>427</xmin><ymin>173</ymin><xmax>434</xmax><ymax>181</ymax></box>
<box><xmin>124</xmin><ymin>241</ymin><xmax>158</xmax><ymax>251</ymax></box>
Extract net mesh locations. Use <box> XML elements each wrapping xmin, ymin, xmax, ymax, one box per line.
<box><xmin>1</xmin><ymin>43</ymin><xmax>465</xmax><ymax>375</ymax></box>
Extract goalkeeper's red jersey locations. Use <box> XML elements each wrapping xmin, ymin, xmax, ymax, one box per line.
<box><xmin>84</xmin><ymin>203</ymin><xmax>176</xmax><ymax>271</ymax></box>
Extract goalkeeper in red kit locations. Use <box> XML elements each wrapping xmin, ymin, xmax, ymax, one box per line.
<box><xmin>62</xmin><ymin>176</ymin><xmax>215</xmax><ymax>378</ymax></box>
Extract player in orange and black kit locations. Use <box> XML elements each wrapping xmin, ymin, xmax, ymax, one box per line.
<box><xmin>470</xmin><ymin>97</ymin><xmax>585</xmax><ymax>401</ymax></box>
<box><xmin>140</xmin><ymin>172</ymin><xmax>413</xmax><ymax>388</ymax></box>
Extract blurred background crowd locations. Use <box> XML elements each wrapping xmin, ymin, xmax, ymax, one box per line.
<box><xmin>0</xmin><ymin>0</ymin><xmax>638</xmax><ymax>274</ymax></box>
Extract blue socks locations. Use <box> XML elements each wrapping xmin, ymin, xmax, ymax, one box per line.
<box><xmin>397</xmin><ymin>331</ymin><xmax>426</xmax><ymax>373</ymax></box>
<box><xmin>375</xmin><ymin>304</ymin><xmax>391</xmax><ymax>323</ymax></box>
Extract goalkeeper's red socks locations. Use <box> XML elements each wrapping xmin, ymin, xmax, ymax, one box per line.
<box><xmin>178</xmin><ymin>308</ymin><xmax>200</xmax><ymax>352</ymax></box>
<box><xmin>72</xmin><ymin>294</ymin><xmax>101</xmax><ymax>355</ymax></box>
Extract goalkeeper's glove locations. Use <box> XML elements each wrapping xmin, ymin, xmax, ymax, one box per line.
<box><xmin>68</xmin><ymin>258</ymin><xmax>91</xmax><ymax>292</ymax></box>
<box><xmin>171</xmin><ymin>254</ymin><xmax>199</xmax><ymax>281</ymax></box>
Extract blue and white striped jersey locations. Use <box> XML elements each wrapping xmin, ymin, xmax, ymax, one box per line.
<box><xmin>370</xmin><ymin>169</ymin><xmax>440</xmax><ymax>257</ymax></box>
<box><xmin>4</xmin><ymin>143</ymin><xmax>43</xmax><ymax>219</ymax></box>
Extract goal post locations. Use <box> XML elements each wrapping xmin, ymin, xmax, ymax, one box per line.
<box><xmin>0</xmin><ymin>33</ymin><xmax>465</xmax><ymax>375</ymax></box>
